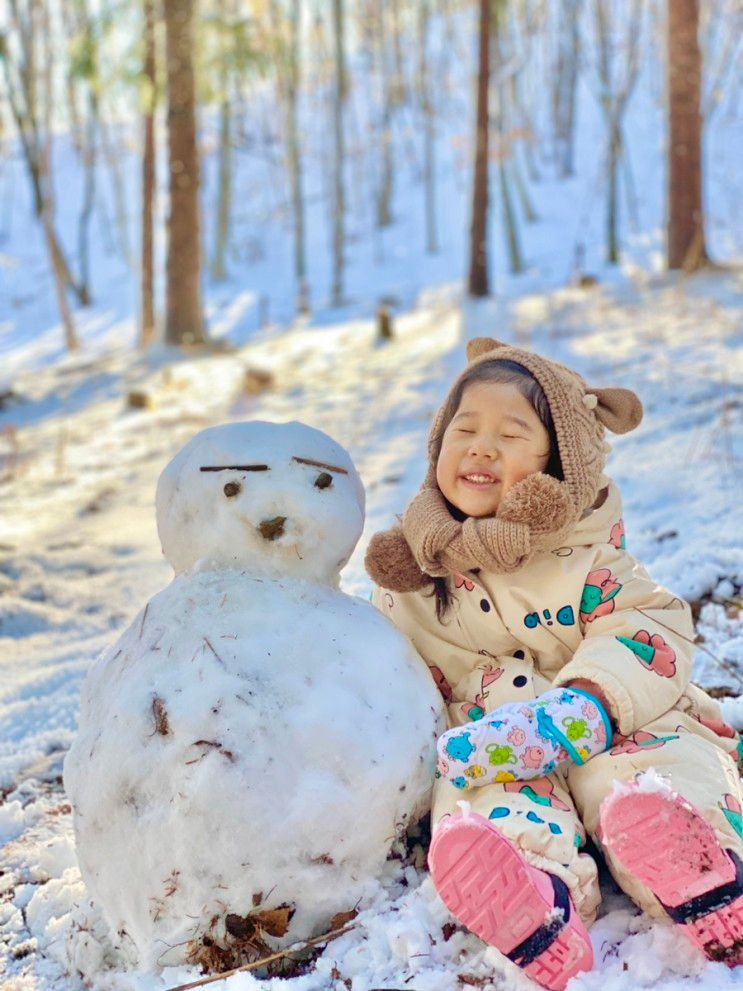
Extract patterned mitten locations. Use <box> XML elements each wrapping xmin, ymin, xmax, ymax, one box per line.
<box><xmin>437</xmin><ymin>687</ymin><xmax>612</xmax><ymax>790</ymax></box>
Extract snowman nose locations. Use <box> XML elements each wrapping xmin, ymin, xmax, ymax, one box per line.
<box><xmin>258</xmin><ymin>516</ymin><xmax>287</xmax><ymax>541</ymax></box>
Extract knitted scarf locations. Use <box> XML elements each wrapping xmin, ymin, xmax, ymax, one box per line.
<box><xmin>401</xmin><ymin>470</ymin><xmax>576</xmax><ymax>577</ymax></box>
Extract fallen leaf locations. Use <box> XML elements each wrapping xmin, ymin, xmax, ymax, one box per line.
<box><xmin>329</xmin><ymin>908</ymin><xmax>358</xmax><ymax>930</ymax></box>
<box><xmin>253</xmin><ymin>904</ymin><xmax>295</xmax><ymax>938</ymax></box>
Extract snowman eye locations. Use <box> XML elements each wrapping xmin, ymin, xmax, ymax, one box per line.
<box><xmin>314</xmin><ymin>472</ymin><xmax>333</xmax><ymax>490</ymax></box>
<box><xmin>223</xmin><ymin>481</ymin><xmax>241</xmax><ymax>497</ymax></box>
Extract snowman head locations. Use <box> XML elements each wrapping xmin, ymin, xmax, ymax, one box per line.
<box><xmin>156</xmin><ymin>421</ymin><xmax>365</xmax><ymax>585</ymax></box>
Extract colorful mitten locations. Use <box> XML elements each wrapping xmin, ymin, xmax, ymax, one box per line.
<box><xmin>437</xmin><ymin>687</ymin><xmax>612</xmax><ymax>789</ymax></box>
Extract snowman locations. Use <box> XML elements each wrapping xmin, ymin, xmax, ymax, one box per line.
<box><xmin>64</xmin><ymin>421</ymin><xmax>443</xmax><ymax>971</ymax></box>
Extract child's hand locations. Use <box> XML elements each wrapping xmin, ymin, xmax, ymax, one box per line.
<box><xmin>436</xmin><ymin>687</ymin><xmax>612</xmax><ymax>790</ymax></box>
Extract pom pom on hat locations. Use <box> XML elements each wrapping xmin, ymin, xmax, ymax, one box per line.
<box><xmin>364</xmin><ymin>527</ymin><xmax>431</xmax><ymax>593</ymax></box>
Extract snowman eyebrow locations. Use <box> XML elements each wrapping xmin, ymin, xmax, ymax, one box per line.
<box><xmin>293</xmin><ymin>456</ymin><xmax>348</xmax><ymax>475</ymax></box>
<box><xmin>199</xmin><ymin>465</ymin><xmax>270</xmax><ymax>472</ymax></box>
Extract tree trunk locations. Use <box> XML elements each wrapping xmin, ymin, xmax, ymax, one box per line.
<box><xmin>211</xmin><ymin>94</ymin><xmax>231</xmax><ymax>282</ymax></box>
<box><xmin>606</xmin><ymin>121</ymin><xmax>621</xmax><ymax>263</ymax></box>
<box><xmin>3</xmin><ymin>0</ymin><xmax>87</xmax><ymax>308</ymax></box>
<box><xmin>268</xmin><ymin>0</ymin><xmax>307</xmax><ymax>312</ymax></box>
<box><xmin>77</xmin><ymin>90</ymin><xmax>97</xmax><ymax>303</ymax></box>
<box><xmin>61</xmin><ymin>0</ymin><xmax>93</xmax><ymax>300</ymax></box>
<box><xmin>500</xmin><ymin>161</ymin><xmax>523</xmax><ymax>273</ymax></box>
<box><xmin>509</xmin><ymin>71</ymin><xmax>540</xmax><ymax>182</ymax></box>
<box><xmin>553</xmin><ymin>0</ymin><xmax>581</xmax><ymax>177</ymax></box>
<box><xmin>98</xmin><ymin>116</ymin><xmax>133</xmax><ymax>267</ymax></box>
<box><xmin>389</xmin><ymin>0</ymin><xmax>406</xmax><ymax>105</ymax></box>
<box><xmin>140</xmin><ymin>0</ymin><xmax>157</xmax><ymax>346</ymax></box>
<box><xmin>621</xmin><ymin>126</ymin><xmax>640</xmax><ymax>231</ymax></box>
<box><xmin>561</xmin><ymin>5</ymin><xmax>580</xmax><ymax>176</ymax></box>
<box><xmin>492</xmin><ymin>0</ymin><xmax>524</xmax><ymax>273</ymax></box>
<box><xmin>38</xmin><ymin>0</ymin><xmax>80</xmax><ymax>347</ymax></box>
<box><xmin>667</xmin><ymin>0</ymin><xmax>707</xmax><ymax>269</ymax></box>
<box><xmin>287</xmin><ymin>0</ymin><xmax>308</xmax><ymax>313</ymax></box>
<box><xmin>376</xmin><ymin>106</ymin><xmax>394</xmax><ymax>228</ymax></box>
<box><xmin>375</xmin><ymin>2</ymin><xmax>394</xmax><ymax>229</ymax></box>
<box><xmin>512</xmin><ymin>147</ymin><xmax>537</xmax><ymax>222</ymax></box>
<box><xmin>331</xmin><ymin>0</ymin><xmax>346</xmax><ymax>306</ymax></box>
<box><xmin>62</xmin><ymin>4</ymin><xmax>83</xmax><ymax>157</ymax></box>
<box><xmin>468</xmin><ymin>0</ymin><xmax>490</xmax><ymax>297</ymax></box>
<box><xmin>593</xmin><ymin>0</ymin><xmax>642</xmax><ymax>268</ymax></box>
<box><xmin>418</xmin><ymin>0</ymin><xmax>438</xmax><ymax>254</ymax></box>
<box><xmin>42</xmin><ymin>200</ymin><xmax>79</xmax><ymax>351</ymax></box>
<box><xmin>210</xmin><ymin>0</ymin><xmax>232</xmax><ymax>283</ymax></box>
<box><xmin>66</xmin><ymin>0</ymin><xmax>97</xmax><ymax>304</ymax></box>
<box><xmin>164</xmin><ymin>0</ymin><xmax>206</xmax><ymax>344</ymax></box>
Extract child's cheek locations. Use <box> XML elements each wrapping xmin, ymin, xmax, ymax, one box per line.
<box><xmin>435</xmin><ymin>458</ymin><xmax>450</xmax><ymax>502</ymax></box>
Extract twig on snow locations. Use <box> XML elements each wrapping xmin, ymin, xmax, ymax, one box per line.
<box><xmin>203</xmin><ymin>637</ymin><xmax>226</xmax><ymax>668</ymax></box>
<box><xmin>163</xmin><ymin>922</ymin><xmax>356</xmax><ymax>991</ymax></box>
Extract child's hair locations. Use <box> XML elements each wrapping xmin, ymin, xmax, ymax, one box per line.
<box><xmin>428</xmin><ymin>359</ymin><xmax>563</xmax><ymax>620</ymax></box>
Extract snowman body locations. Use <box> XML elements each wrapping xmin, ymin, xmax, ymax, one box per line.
<box><xmin>64</xmin><ymin>422</ymin><xmax>442</xmax><ymax>969</ymax></box>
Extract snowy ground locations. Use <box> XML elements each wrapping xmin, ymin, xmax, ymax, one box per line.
<box><xmin>1</xmin><ymin>262</ymin><xmax>742</xmax><ymax>991</ymax></box>
<box><xmin>2</xmin><ymin>5</ymin><xmax>742</xmax><ymax>983</ymax></box>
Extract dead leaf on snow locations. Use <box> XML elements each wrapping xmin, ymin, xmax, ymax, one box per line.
<box><xmin>329</xmin><ymin>908</ymin><xmax>358</xmax><ymax>930</ymax></box>
<box><xmin>252</xmin><ymin>904</ymin><xmax>296</xmax><ymax>937</ymax></box>
<box><xmin>152</xmin><ymin>696</ymin><xmax>170</xmax><ymax>736</ymax></box>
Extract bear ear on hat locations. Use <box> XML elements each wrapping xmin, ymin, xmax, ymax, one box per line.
<box><xmin>466</xmin><ymin>337</ymin><xmax>506</xmax><ymax>362</ymax></box>
<box><xmin>588</xmin><ymin>386</ymin><xmax>643</xmax><ymax>434</ymax></box>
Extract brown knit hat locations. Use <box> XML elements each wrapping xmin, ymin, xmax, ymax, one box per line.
<box><xmin>365</xmin><ymin>337</ymin><xmax>642</xmax><ymax>591</ymax></box>
<box><xmin>431</xmin><ymin>337</ymin><xmax>643</xmax><ymax>516</ymax></box>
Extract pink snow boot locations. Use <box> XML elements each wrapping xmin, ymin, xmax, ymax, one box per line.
<box><xmin>600</xmin><ymin>785</ymin><xmax>743</xmax><ymax>966</ymax></box>
<box><xmin>428</xmin><ymin>812</ymin><xmax>594</xmax><ymax>990</ymax></box>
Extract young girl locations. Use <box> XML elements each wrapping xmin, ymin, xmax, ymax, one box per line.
<box><xmin>366</xmin><ymin>337</ymin><xmax>743</xmax><ymax>990</ymax></box>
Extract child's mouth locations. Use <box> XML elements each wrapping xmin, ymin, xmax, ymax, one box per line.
<box><xmin>460</xmin><ymin>473</ymin><xmax>499</xmax><ymax>490</ymax></box>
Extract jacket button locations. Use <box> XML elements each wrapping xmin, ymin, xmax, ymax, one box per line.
<box><xmin>513</xmin><ymin>675</ymin><xmax>528</xmax><ymax>688</ymax></box>
<box><xmin>480</xmin><ymin>599</ymin><xmax>491</xmax><ymax>612</ymax></box>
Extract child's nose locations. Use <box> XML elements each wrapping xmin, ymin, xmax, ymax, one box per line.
<box><xmin>468</xmin><ymin>434</ymin><xmax>500</xmax><ymax>458</ymax></box>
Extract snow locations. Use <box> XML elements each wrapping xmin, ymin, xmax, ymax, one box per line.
<box><xmin>610</xmin><ymin>768</ymin><xmax>676</xmax><ymax>798</ymax></box>
<box><xmin>1</xmin><ymin>5</ymin><xmax>742</xmax><ymax>989</ymax></box>
<box><xmin>2</xmin><ymin>267</ymin><xmax>741</xmax><ymax>991</ymax></box>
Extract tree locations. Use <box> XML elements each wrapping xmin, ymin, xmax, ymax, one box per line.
<box><xmin>1</xmin><ymin>0</ymin><xmax>81</xmax><ymax>348</ymax></box>
<box><xmin>493</xmin><ymin>0</ymin><xmax>524</xmax><ymax>274</ymax></box>
<box><xmin>552</xmin><ymin>0</ymin><xmax>582</xmax><ymax>177</ymax></box>
<box><xmin>164</xmin><ymin>0</ymin><xmax>206</xmax><ymax>345</ymax></box>
<box><xmin>63</xmin><ymin>0</ymin><xmax>99</xmax><ymax>305</ymax></box>
<box><xmin>667</xmin><ymin>0</ymin><xmax>707</xmax><ymax>270</ymax></box>
<box><xmin>330</xmin><ymin>0</ymin><xmax>347</xmax><ymax>306</ymax></box>
<box><xmin>592</xmin><ymin>0</ymin><xmax>642</xmax><ymax>264</ymax></box>
<box><xmin>209</xmin><ymin>0</ymin><xmax>232</xmax><ymax>284</ymax></box>
<box><xmin>417</xmin><ymin>0</ymin><xmax>438</xmax><ymax>254</ymax></box>
<box><xmin>269</xmin><ymin>0</ymin><xmax>308</xmax><ymax>313</ymax></box>
<box><xmin>140</xmin><ymin>0</ymin><xmax>157</xmax><ymax>345</ymax></box>
<box><xmin>468</xmin><ymin>0</ymin><xmax>491</xmax><ymax>296</ymax></box>
<box><xmin>372</xmin><ymin>1</ymin><xmax>399</xmax><ymax>230</ymax></box>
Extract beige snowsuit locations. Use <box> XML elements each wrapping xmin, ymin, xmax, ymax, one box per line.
<box><xmin>373</xmin><ymin>480</ymin><xmax>743</xmax><ymax>925</ymax></box>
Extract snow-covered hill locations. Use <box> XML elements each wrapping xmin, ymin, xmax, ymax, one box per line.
<box><xmin>1</xmin><ymin>265</ymin><xmax>742</xmax><ymax>990</ymax></box>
